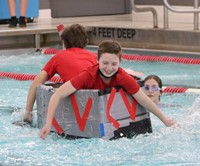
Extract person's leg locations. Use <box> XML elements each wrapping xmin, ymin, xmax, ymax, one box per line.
<box><xmin>8</xmin><ymin>0</ymin><xmax>16</xmax><ymax>16</ymax></box>
<box><xmin>19</xmin><ymin>0</ymin><xmax>27</xmax><ymax>16</ymax></box>
<box><xmin>19</xmin><ymin>0</ymin><xmax>28</xmax><ymax>27</ymax></box>
<box><xmin>8</xmin><ymin>0</ymin><xmax>18</xmax><ymax>28</ymax></box>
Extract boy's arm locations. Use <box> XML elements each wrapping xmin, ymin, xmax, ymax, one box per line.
<box><xmin>133</xmin><ymin>88</ymin><xmax>175</xmax><ymax>127</ymax></box>
<box><xmin>39</xmin><ymin>81</ymin><xmax>76</xmax><ymax>139</ymax></box>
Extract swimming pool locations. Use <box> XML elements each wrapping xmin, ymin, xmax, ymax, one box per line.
<box><xmin>0</xmin><ymin>49</ymin><xmax>200</xmax><ymax>165</ymax></box>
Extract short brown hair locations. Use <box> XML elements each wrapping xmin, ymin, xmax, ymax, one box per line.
<box><xmin>61</xmin><ymin>24</ymin><xmax>88</xmax><ymax>48</ymax></box>
<box><xmin>97</xmin><ymin>40</ymin><xmax>122</xmax><ymax>61</ymax></box>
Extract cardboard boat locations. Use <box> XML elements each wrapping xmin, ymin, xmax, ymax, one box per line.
<box><xmin>36</xmin><ymin>83</ymin><xmax>152</xmax><ymax>140</ymax></box>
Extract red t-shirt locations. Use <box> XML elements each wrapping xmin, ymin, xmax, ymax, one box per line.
<box><xmin>43</xmin><ymin>48</ymin><xmax>97</xmax><ymax>82</ymax></box>
<box><xmin>71</xmin><ymin>64</ymin><xmax>140</xmax><ymax>95</ymax></box>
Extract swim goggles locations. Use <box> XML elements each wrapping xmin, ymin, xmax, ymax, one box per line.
<box><xmin>143</xmin><ymin>85</ymin><xmax>161</xmax><ymax>92</ymax></box>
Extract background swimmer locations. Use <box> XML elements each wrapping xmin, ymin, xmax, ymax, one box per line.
<box><xmin>143</xmin><ymin>75</ymin><xmax>163</xmax><ymax>105</ymax></box>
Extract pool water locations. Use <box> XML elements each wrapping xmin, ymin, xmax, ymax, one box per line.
<box><xmin>0</xmin><ymin>50</ymin><xmax>200</xmax><ymax>165</ymax></box>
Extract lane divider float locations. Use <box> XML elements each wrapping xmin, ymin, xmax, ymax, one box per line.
<box><xmin>1</xmin><ymin>72</ymin><xmax>200</xmax><ymax>94</ymax></box>
<box><xmin>0</xmin><ymin>72</ymin><xmax>63</xmax><ymax>82</ymax></box>
<box><xmin>41</xmin><ymin>48</ymin><xmax>200</xmax><ymax>64</ymax></box>
<box><xmin>163</xmin><ymin>86</ymin><xmax>200</xmax><ymax>93</ymax></box>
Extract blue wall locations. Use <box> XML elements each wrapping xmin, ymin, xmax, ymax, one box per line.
<box><xmin>0</xmin><ymin>0</ymin><xmax>39</xmax><ymax>19</ymax></box>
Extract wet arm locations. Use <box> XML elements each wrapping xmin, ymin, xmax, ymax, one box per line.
<box><xmin>133</xmin><ymin>89</ymin><xmax>175</xmax><ymax>126</ymax></box>
<box><xmin>40</xmin><ymin>81</ymin><xmax>76</xmax><ymax>139</ymax></box>
<box><xmin>123</xmin><ymin>68</ymin><xmax>144</xmax><ymax>77</ymax></box>
<box><xmin>26</xmin><ymin>71</ymin><xmax>48</xmax><ymax>113</ymax></box>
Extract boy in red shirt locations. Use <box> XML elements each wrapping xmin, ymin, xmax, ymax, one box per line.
<box><xmin>24</xmin><ymin>24</ymin><xmax>97</xmax><ymax>122</ymax></box>
<box><xmin>40</xmin><ymin>40</ymin><xmax>176</xmax><ymax>139</ymax></box>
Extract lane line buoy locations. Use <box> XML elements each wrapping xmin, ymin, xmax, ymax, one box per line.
<box><xmin>1</xmin><ymin>72</ymin><xmax>200</xmax><ymax>94</ymax></box>
<box><xmin>42</xmin><ymin>48</ymin><xmax>200</xmax><ymax>64</ymax></box>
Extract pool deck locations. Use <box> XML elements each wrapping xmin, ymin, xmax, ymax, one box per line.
<box><xmin>1</xmin><ymin>7</ymin><xmax>200</xmax><ymax>56</ymax></box>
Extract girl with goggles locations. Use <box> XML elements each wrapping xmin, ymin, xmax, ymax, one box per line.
<box><xmin>143</xmin><ymin>75</ymin><xmax>163</xmax><ymax>105</ymax></box>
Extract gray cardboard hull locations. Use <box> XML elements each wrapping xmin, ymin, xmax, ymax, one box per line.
<box><xmin>36</xmin><ymin>84</ymin><xmax>152</xmax><ymax>140</ymax></box>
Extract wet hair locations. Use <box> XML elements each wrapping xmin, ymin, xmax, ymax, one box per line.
<box><xmin>61</xmin><ymin>24</ymin><xmax>88</xmax><ymax>49</ymax></box>
<box><xmin>144</xmin><ymin>75</ymin><xmax>163</xmax><ymax>100</ymax></box>
<box><xmin>97</xmin><ymin>40</ymin><xmax>122</xmax><ymax>61</ymax></box>
<box><xmin>144</xmin><ymin>75</ymin><xmax>162</xmax><ymax>88</ymax></box>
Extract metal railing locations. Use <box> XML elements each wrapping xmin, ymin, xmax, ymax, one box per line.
<box><xmin>163</xmin><ymin>0</ymin><xmax>200</xmax><ymax>30</ymax></box>
<box><xmin>132</xmin><ymin>0</ymin><xmax>200</xmax><ymax>30</ymax></box>
<box><xmin>131</xmin><ymin>0</ymin><xmax>158</xmax><ymax>28</ymax></box>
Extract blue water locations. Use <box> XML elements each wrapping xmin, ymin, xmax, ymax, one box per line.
<box><xmin>0</xmin><ymin>50</ymin><xmax>200</xmax><ymax>165</ymax></box>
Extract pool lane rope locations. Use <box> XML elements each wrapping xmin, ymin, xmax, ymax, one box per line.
<box><xmin>162</xmin><ymin>86</ymin><xmax>200</xmax><ymax>93</ymax></box>
<box><xmin>42</xmin><ymin>48</ymin><xmax>200</xmax><ymax>65</ymax></box>
<box><xmin>1</xmin><ymin>72</ymin><xmax>200</xmax><ymax>94</ymax></box>
<box><xmin>0</xmin><ymin>72</ymin><xmax>62</xmax><ymax>82</ymax></box>
<box><xmin>122</xmin><ymin>54</ymin><xmax>200</xmax><ymax>64</ymax></box>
